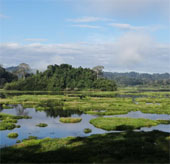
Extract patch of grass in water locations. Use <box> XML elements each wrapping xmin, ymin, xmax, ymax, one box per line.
<box><xmin>0</xmin><ymin>113</ymin><xmax>30</xmax><ymax>130</ymax></box>
<box><xmin>36</xmin><ymin>123</ymin><xmax>48</xmax><ymax>127</ymax></box>
<box><xmin>0</xmin><ymin>122</ymin><xmax>16</xmax><ymax>130</ymax></box>
<box><xmin>59</xmin><ymin>117</ymin><xmax>82</xmax><ymax>123</ymax></box>
<box><xmin>90</xmin><ymin>117</ymin><xmax>158</xmax><ymax>131</ymax></box>
<box><xmin>83</xmin><ymin>128</ymin><xmax>92</xmax><ymax>133</ymax></box>
<box><xmin>7</xmin><ymin>132</ymin><xmax>18</xmax><ymax>138</ymax></box>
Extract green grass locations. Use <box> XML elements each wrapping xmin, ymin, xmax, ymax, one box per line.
<box><xmin>22</xmin><ymin>136</ymin><xmax>38</xmax><ymax>142</ymax></box>
<box><xmin>36</xmin><ymin>123</ymin><xmax>48</xmax><ymax>127</ymax></box>
<box><xmin>59</xmin><ymin>117</ymin><xmax>82</xmax><ymax>123</ymax></box>
<box><xmin>0</xmin><ymin>89</ymin><xmax>170</xmax><ymax>115</ymax></box>
<box><xmin>157</xmin><ymin>119</ymin><xmax>170</xmax><ymax>124</ymax></box>
<box><xmin>7</xmin><ymin>132</ymin><xmax>18</xmax><ymax>138</ymax></box>
<box><xmin>0</xmin><ymin>122</ymin><xmax>16</xmax><ymax>130</ymax></box>
<box><xmin>90</xmin><ymin>117</ymin><xmax>159</xmax><ymax>131</ymax></box>
<box><xmin>83</xmin><ymin>128</ymin><xmax>92</xmax><ymax>133</ymax></box>
<box><xmin>1</xmin><ymin>131</ymin><xmax>169</xmax><ymax>163</ymax></box>
<box><xmin>0</xmin><ymin>113</ymin><xmax>31</xmax><ymax>130</ymax></box>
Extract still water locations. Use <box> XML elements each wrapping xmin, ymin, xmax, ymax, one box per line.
<box><xmin>0</xmin><ymin>105</ymin><xmax>170</xmax><ymax>148</ymax></box>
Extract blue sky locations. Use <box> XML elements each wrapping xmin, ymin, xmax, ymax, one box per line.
<box><xmin>0</xmin><ymin>0</ymin><xmax>170</xmax><ymax>73</ymax></box>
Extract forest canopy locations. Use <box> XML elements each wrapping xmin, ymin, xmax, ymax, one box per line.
<box><xmin>4</xmin><ymin>64</ymin><xmax>117</xmax><ymax>91</ymax></box>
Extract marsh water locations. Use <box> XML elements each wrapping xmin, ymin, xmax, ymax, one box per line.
<box><xmin>0</xmin><ymin>104</ymin><xmax>170</xmax><ymax>148</ymax></box>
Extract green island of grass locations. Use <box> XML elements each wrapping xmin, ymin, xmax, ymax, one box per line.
<box><xmin>90</xmin><ymin>117</ymin><xmax>160</xmax><ymax>131</ymax></box>
<box><xmin>36</xmin><ymin>123</ymin><xmax>48</xmax><ymax>127</ymax></box>
<box><xmin>83</xmin><ymin>128</ymin><xmax>92</xmax><ymax>133</ymax></box>
<box><xmin>0</xmin><ymin>113</ymin><xmax>31</xmax><ymax>130</ymax></box>
<box><xmin>7</xmin><ymin>132</ymin><xmax>18</xmax><ymax>138</ymax></box>
<box><xmin>59</xmin><ymin>117</ymin><xmax>82</xmax><ymax>123</ymax></box>
<box><xmin>1</xmin><ymin>131</ymin><xmax>169</xmax><ymax>163</ymax></box>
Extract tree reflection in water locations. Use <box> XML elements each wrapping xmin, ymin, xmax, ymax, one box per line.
<box><xmin>43</xmin><ymin>108</ymin><xmax>83</xmax><ymax>118</ymax></box>
<box><xmin>14</xmin><ymin>104</ymin><xmax>29</xmax><ymax>116</ymax></box>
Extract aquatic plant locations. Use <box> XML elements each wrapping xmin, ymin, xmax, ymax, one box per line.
<box><xmin>83</xmin><ymin>128</ymin><xmax>92</xmax><ymax>133</ymax></box>
<box><xmin>36</xmin><ymin>123</ymin><xmax>48</xmax><ymax>127</ymax></box>
<box><xmin>7</xmin><ymin>132</ymin><xmax>18</xmax><ymax>138</ymax></box>
<box><xmin>0</xmin><ymin>113</ymin><xmax>30</xmax><ymax>130</ymax></box>
<box><xmin>90</xmin><ymin>117</ymin><xmax>158</xmax><ymax>131</ymax></box>
<box><xmin>59</xmin><ymin>117</ymin><xmax>82</xmax><ymax>123</ymax></box>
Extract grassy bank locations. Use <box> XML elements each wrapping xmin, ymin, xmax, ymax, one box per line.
<box><xmin>1</xmin><ymin>131</ymin><xmax>169</xmax><ymax>163</ymax></box>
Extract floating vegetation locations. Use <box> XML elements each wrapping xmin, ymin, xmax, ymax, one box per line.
<box><xmin>90</xmin><ymin>117</ymin><xmax>159</xmax><ymax>131</ymax></box>
<box><xmin>84</xmin><ymin>128</ymin><xmax>92</xmax><ymax>133</ymax></box>
<box><xmin>59</xmin><ymin>117</ymin><xmax>82</xmax><ymax>123</ymax></box>
<box><xmin>0</xmin><ymin>113</ymin><xmax>30</xmax><ymax>130</ymax></box>
<box><xmin>36</xmin><ymin>123</ymin><xmax>48</xmax><ymax>127</ymax></box>
<box><xmin>7</xmin><ymin>132</ymin><xmax>18</xmax><ymax>138</ymax></box>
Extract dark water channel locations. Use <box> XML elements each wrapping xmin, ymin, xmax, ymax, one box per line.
<box><xmin>0</xmin><ymin>104</ymin><xmax>170</xmax><ymax>148</ymax></box>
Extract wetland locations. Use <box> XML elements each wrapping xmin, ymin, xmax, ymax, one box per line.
<box><xmin>0</xmin><ymin>89</ymin><xmax>170</xmax><ymax>163</ymax></box>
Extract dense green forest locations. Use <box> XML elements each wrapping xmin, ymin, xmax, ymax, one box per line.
<box><xmin>104</xmin><ymin>72</ymin><xmax>170</xmax><ymax>87</ymax></box>
<box><xmin>4</xmin><ymin>64</ymin><xmax>117</xmax><ymax>91</ymax></box>
<box><xmin>1</xmin><ymin>63</ymin><xmax>170</xmax><ymax>90</ymax></box>
<box><xmin>0</xmin><ymin>66</ymin><xmax>17</xmax><ymax>88</ymax></box>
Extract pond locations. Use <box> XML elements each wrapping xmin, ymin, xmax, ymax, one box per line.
<box><xmin>0</xmin><ymin>105</ymin><xmax>170</xmax><ymax>148</ymax></box>
<box><xmin>0</xmin><ymin>105</ymin><xmax>110</xmax><ymax>148</ymax></box>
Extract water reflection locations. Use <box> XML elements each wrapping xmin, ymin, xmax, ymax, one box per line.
<box><xmin>0</xmin><ymin>105</ymin><xmax>169</xmax><ymax>148</ymax></box>
<box><xmin>44</xmin><ymin>108</ymin><xmax>82</xmax><ymax>118</ymax></box>
<box><xmin>105</xmin><ymin>111</ymin><xmax>170</xmax><ymax>120</ymax></box>
<box><xmin>15</xmin><ymin>104</ymin><xmax>29</xmax><ymax>116</ymax></box>
<box><xmin>0</xmin><ymin>107</ymin><xmax>106</xmax><ymax>148</ymax></box>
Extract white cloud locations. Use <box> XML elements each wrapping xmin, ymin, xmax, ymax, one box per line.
<box><xmin>109</xmin><ymin>23</ymin><xmax>165</xmax><ymax>31</ymax></box>
<box><xmin>67</xmin><ymin>16</ymin><xmax>112</xmax><ymax>23</ymax></box>
<box><xmin>0</xmin><ymin>32</ymin><xmax>169</xmax><ymax>73</ymax></box>
<box><xmin>71</xmin><ymin>24</ymin><xmax>101</xmax><ymax>29</ymax></box>
<box><xmin>25</xmin><ymin>38</ymin><xmax>47</xmax><ymax>42</ymax></box>
<box><xmin>109</xmin><ymin>23</ymin><xmax>147</xmax><ymax>31</ymax></box>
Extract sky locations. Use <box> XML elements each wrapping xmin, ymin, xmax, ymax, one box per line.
<box><xmin>0</xmin><ymin>0</ymin><xmax>170</xmax><ymax>73</ymax></box>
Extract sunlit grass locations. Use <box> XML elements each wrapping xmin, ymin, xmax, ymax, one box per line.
<box><xmin>59</xmin><ymin>117</ymin><xmax>82</xmax><ymax>123</ymax></box>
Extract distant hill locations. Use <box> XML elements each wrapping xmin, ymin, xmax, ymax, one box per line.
<box><xmin>4</xmin><ymin>64</ymin><xmax>117</xmax><ymax>91</ymax></box>
<box><xmin>103</xmin><ymin>72</ymin><xmax>170</xmax><ymax>86</ymax></box>
<box><xmin>6</xmin><ymin>63</ymin><xmax>33</xmax><ymax>79</ymax></box>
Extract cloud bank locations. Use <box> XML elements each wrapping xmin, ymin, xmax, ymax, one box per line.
<box><xmin>0</xmin><ymin>32</ymin><xmax>169</xmax><ymax>73</ymax></box>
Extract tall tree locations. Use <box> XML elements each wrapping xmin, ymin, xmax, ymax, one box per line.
<box><xmin>92</xmin><ymin>65</ymin><xmax>104</xmax><ymax>79</ymax></box>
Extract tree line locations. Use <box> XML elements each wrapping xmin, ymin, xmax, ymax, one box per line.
<box><xmin>4</xmin><ymin>64</ymin><xmax>117</xmax><ymax>91</ymax></box>
<box><xmin>103</xmin><ymin>72</ymin><xmax>170</xmax><ymax>87</ymax></box>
